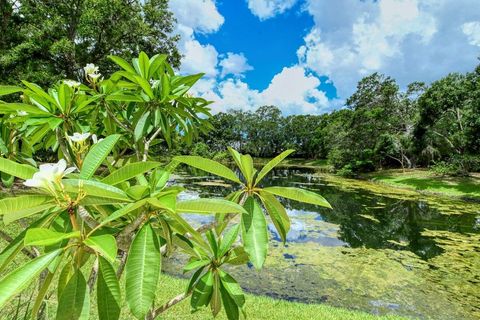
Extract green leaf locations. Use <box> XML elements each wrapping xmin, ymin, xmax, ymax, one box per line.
<box><xmin>138</xmin><ymin>51</ymin><xmax>150</xmax><ymax>78</ymax></box>
<box><xmin>125</xmin><ymin>223</ymin><xmax>161</xmax><ymax>319</ymax></box>
<box><xmin>147</xmin><ymin>195</ymin><xmax>176</xmax><ymax>213</ymax></box>
<box><xmin>263</xmin><ymin>186</ymin><xmax>332</xmax><ymax>208</ymax></box>
<box><xmin>98</xmin><ymin>199</ymin><xmax>148</xmax><ymax>228</ymax></box>
<box><xmin>31</xmin><ymin>270</ymin><xmax>55</xmax><ymax>319</ymax></box>
<box><xmin>164</xmin><ymin>212</ymin><xmax>207</xmax><ymax>249</ymax></box>
<box><xmin>102</xmin><ymin>161</ymin><xmax>161</xmax><ymax>185</ymax></box>
<box><xmin>56</xmin><ymin>270</ymin><xmax>90</xmax><ymax>320</ymax></box>
<box><xmin>191</xmin><ymin>270</ymin><xmax>214</xmax><ymax>310</ymax></box>
<box><xmin>177</xmin><ymin>198</ymin><xmax>247</xmax><ymax>215</ymax></box>
<box><xmin>219</xmin><ymin>269</ymin><xmax>245</xmax><ymax>308</ymax></box>
<box><xmin>255</xmin><ymin>149</ymin><xmax>295</xmax><ymax>185</ymax></box>
<box><xmin>206</xmin><ymin>230</ymin><xmax>218</xmax><ymax>258</ymax></box>
<box><xmin>225</xmin><ymin>247</ymin><xmax>249</xmax><ymax>265</ymax></box>
<box><xmin>220</xmin><ymin>284</ymin><xmax>239</xmax><ymax>320</ymax></box>
<box><xmin>3</xmin><ymin>203</ymin><xmax>57</xmax><ymax>225</ymax></box>
<box><xmin>211</xmin><ymin>272</ymin><xmax>222</xmax><ymax>316</ymax></box>
<box><xmin>84</xmin><ymin>234</ymin><xmax>117</xmax><ymax>263</ymax></box>
<box><xmin>126</xmin><ymin>185</ymin><xmax>150</xmax><ymax>200</ymax></box>
<box><xmin>135</xmin><ymin>76</ymin><xmax>154</xmax><ymax>99</ymax></box>
<box><xmin>242</xmin><ymin>196</ymin><xmax>268</xmax><ymax>270</ymax></box>
<box><xmin>259</xmin><ymin>191</ymin><xmax>290</xmax><ymax>243</ymax></box>
<box><xmin>97</xmin><ymin>257</ymin><xmax>121</xmax><ymax>320</ymax></box>
<box><xmin>183</xmin><ymin>259</ymin><xmax>210</xmax><ymax>274</ymax></box>
<box><xmin>0</xmin><ymin>85</ymin><xmax>23</xmax><ymax>96</ymax></box>
<box><xmin>134</xmin><ymin>111</ymin><xmax>150</xmax><ymax>143</ymax></box>
<box><xmin>80</xmin><ymin>134</ymin><xmax>121</xmax><ymax>179</ymax></box>
<box><xmin>0</xmin><ymin>103</ymin><xmax>50</xmax><ymax>115</ymax></box>
<box><xmin>148</xmin><ymin>54</ymin><xmax>167</xmax><ymax>78</ymax></box>
<box><xmin>0</xmin><ymin>250</ymin><xmax>60</xmax><ymax>309</ymax></box>
<box><xmin>105</xmin><ymin>94</ymin><xmax>144</xmax><ymax>103</ymax></box>
<box><xmin>240</xmin><ymin>154</ymin><xmax>255</xmax><ymax>185</ymax></box>
<box><xmin>0</xmin><ymin>195</ymin><xmax>53</xmax><ymax>216</ymax></box>
<box><xmin>63</xmin><ymin>179</ymin><xmax>132</xmax><ymax>203</ymax></box>
<box><xmin>24</xmin><ymin>228</ymin><xmax>80</xmax><ymax>247</ymax></box>
<box><xmin>173</xmin><ymin>156</ymin><xmax>241</xmax><ymax>184</ymax></box>
<box><xmin>0</xmin><ymin>216</ymin><xmax>50</xmax><ymax>273</ymax></box>
<box><xmin>0</xmin><ymin>195</ymin><xmax>56</xmax><ymax>225</ymax></box>
<box><xmin>218</xmin><ymin>224</ymin><xmax>240</xmax><ymax>258</ymax></box>
<box><xmin>0</xmin><ymin>157</ymin><xmax>37</xmax><ymax>179</ymax></box>
<box><xmin>108</xmin><ymin>55</ymin><xmax>136</xmax><ymax>74</ymax></box>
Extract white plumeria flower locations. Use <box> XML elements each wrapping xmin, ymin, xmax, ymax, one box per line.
<box><xmin>24</xmin><ymin>159</ymin><xmax>76</xmax><ymax>189</ymax></box>
<box><xmin>64</xmin><ymin>80</ymin><xmax>81</xmax><ymax>88</ymax></box>
<box><xmin>83</xmin><ymin>63</ymin><xmax>99</xmax><ymax>76</ymax></box>
<box><xmin>88</xmin><ymin>73</ymin><xmax>102</xmax><ymax>82</ymax></box>
<box><xmin>149</xmin><ymin>79</ymin><xmax>160</xmax><ymax>88</ymax></box>
<box><xmin>91</xmin><ymin>134</ymin><xmax>104</xmax><ymax>144</ymax></box>
<box><xmin>69</xmin><ymin>132</ymin><xmax>91</xmax><ymax>143</ymax></box>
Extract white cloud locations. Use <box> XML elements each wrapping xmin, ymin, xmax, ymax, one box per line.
<box><xmin>246</xmin><ymin>0</ymin><xmax>297</xmax><ymax>20</ymax></box>
<box><xmin>260</xmin><ymin>66</ymin><xmax>329</xmax><ymax>114</ymax></box>
<box><xmin>298</xmin><ymin>0</ymin><xmax>480</xmax><ymax>98</ymax></box>
<box><xmin>170</xmin><ymin>1</ymin><xmax>225</xmax><ymax>77</ymax></box>
<box><xmin>462</xmin><ymin>21</ymin><xmax>480</xmax><ymax>46</ymax></box>
<box><xmin>192</xmin><ymin>66</ymin><xmax>330</xmax><ymax>115</ymax></box>
<box><xmin>174</xmin><ymin>25</ymin><xmax>219</xmax><ymax>77</ymax></box>
<box><xmin>169</xmin><ymin>0</ymin><xmax>224</xmax><ymax>33</ymax></box>
<box><xmin>219</xmin><ymin>53</ymin><xmax>254</xmax><ymax>77</ymax></box>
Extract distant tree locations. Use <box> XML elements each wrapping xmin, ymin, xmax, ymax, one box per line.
<box><xmin>0</xmin><ymin>0</ymin><xmax>180</xmax><ymax>85</ymax></box>
<box><xmin>243</xmin><ymin>106</ymin><xmax>284</xmax><ymax>157</ymax></box>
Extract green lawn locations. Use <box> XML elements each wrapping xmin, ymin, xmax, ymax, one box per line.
<box><xmin>368</xmin><ymin>169</ymin><xmax>480</xmax><ymax>199</ymax></box>
<box><xmin>147</xmin><ymin>274</ymin><xmax>405</xmax><ymax>320</ymax></box>
<box><xmin>0</xmin><ymin>225</ymin><xmax>404</xmax><ymax>320</ymax></box>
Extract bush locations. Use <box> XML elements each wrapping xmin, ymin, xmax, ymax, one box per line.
<box><xmin>431</xmin><ymin>154</ymin><xmax>480</xmax><ymax>177</ymax></box>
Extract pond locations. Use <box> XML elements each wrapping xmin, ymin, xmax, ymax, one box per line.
<box><xmin>163</xmin><ymin>166</ymin><xmax>480</xmax><ymax>320</ymax></box>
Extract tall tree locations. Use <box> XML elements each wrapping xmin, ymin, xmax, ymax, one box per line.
<box><xmin>0</xmin><ymin>0</ymin><xmax>180</xmax><ymax>85</ymax></box>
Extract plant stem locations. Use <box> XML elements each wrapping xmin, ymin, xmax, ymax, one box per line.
<box><xmin>148</xmin><ymin>292</ymin><xmax>192</xmax><ymax>319</ymax></box>
<box><xmin>143</xmin><ymin>127</ymin><xmax>163</xmax><ymax>161</ymax></box>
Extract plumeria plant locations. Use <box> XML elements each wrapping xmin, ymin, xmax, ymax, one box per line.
<box><xmin>0</xmin><ymin>52</ymin><xmax>331</xmax><ymax>320</ymax></box>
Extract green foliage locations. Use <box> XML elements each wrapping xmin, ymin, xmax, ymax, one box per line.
<box><xmin>0</xmin><ymin>50</ymin><xmax>331</xmax><ymax>320</ymax></box>
<box><xmin>0</xmin><ymin>0</ymin><xmax>180</xmax><ymax>85</ymax></box>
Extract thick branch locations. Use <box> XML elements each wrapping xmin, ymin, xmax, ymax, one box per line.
<box><xmin>78</xmin><ymin>206</ymin><xmax>100</xmax><ymax>229</ymax></box>
<box><xmin>143</xmin><ymin>127</ymin><xmax>163</xmax><ymax>161</ymax></box>
<box><xmin>149</xmin><ymin>292</ymin><xmax>191</xmax><ymax>319</ymax></box>
<box><xmin>104</xmin><ymin>104</ymin><xmax>132</xmax><ymax>133</ymax></box>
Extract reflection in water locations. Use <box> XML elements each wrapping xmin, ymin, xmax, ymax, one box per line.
<box><xmin>166</xmin><ymin>167</ymin><xmax>480</xmax><ymax>320</ymax></box>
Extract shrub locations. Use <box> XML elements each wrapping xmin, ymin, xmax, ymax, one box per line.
<box><xmin>0</xmin><ymin>53</ymin><xmax>331</xmax><ymax>320</ymax></box>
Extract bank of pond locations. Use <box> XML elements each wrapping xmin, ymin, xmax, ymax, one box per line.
<box><xmin>164</xmin><ymin>166</ymin><xmax>479</xmax><ymax>320</ymax></box>
<box><xmin>0</xmin><ymin>166</ymin><xmax>478</xmax><ymax>319</ymax></box>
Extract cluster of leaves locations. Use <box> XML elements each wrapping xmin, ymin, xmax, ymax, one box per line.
<box><xmin>0</xmin><ymin>0</ymin><xmax>181</xmax><ymax>86</ymax></box>
<box><xmin>0</xmin><ymin>52</ymin><xmax>331</xmax><ymax>319</ymax></box>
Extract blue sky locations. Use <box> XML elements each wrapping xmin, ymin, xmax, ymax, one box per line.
<box><xmin>170</xmin><ymin>0</ymin><xmax>480</xmax><ymax>114</ymax></box>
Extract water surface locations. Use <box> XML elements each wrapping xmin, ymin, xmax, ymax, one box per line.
<box><xmin>164</xmin><ymin>167</ymin><xmax>480</xmax><ymax>319</ymax></box>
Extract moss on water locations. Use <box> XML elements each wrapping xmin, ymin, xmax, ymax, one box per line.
<box><xmin>366</xmin><ymin>169</ymin><xmax>480</xmax><ymax>199</ymax></box>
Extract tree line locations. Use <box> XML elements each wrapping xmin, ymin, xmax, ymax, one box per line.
<box><xmin>178</xmin><ymin>64</ymin><xmax>480</xmax><ymax>176</ymax></box>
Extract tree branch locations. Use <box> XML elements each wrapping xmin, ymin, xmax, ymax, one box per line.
<box><xmin>149</xmin><ymin>292</ymin><xmax>192</xmax><ymax>319</ymax></box>
<box><xmin>143</xmin><ymin>127</ymin><xmax>163</xmax><ymax>161</ymax></box>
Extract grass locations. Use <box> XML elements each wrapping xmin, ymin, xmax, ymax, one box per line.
<box><xmin>146</xmin><ymin>274</ymin><xmax>405</xmax><ymax>320</ymax></box>
<box><xmin>367</xmin><ymin>169</ymin><xmax>480</xmax><ymax>199</ymax></box>
<box><xmin>0</xmin><ymin>224</ymin><xmax>405</xmax><ymax>320</ymax></box>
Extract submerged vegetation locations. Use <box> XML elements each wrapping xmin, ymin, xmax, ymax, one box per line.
<box><xmin>166</xmin><ymin>167</ymin><xmax>480</xmax><ymax>320</ymax></box>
